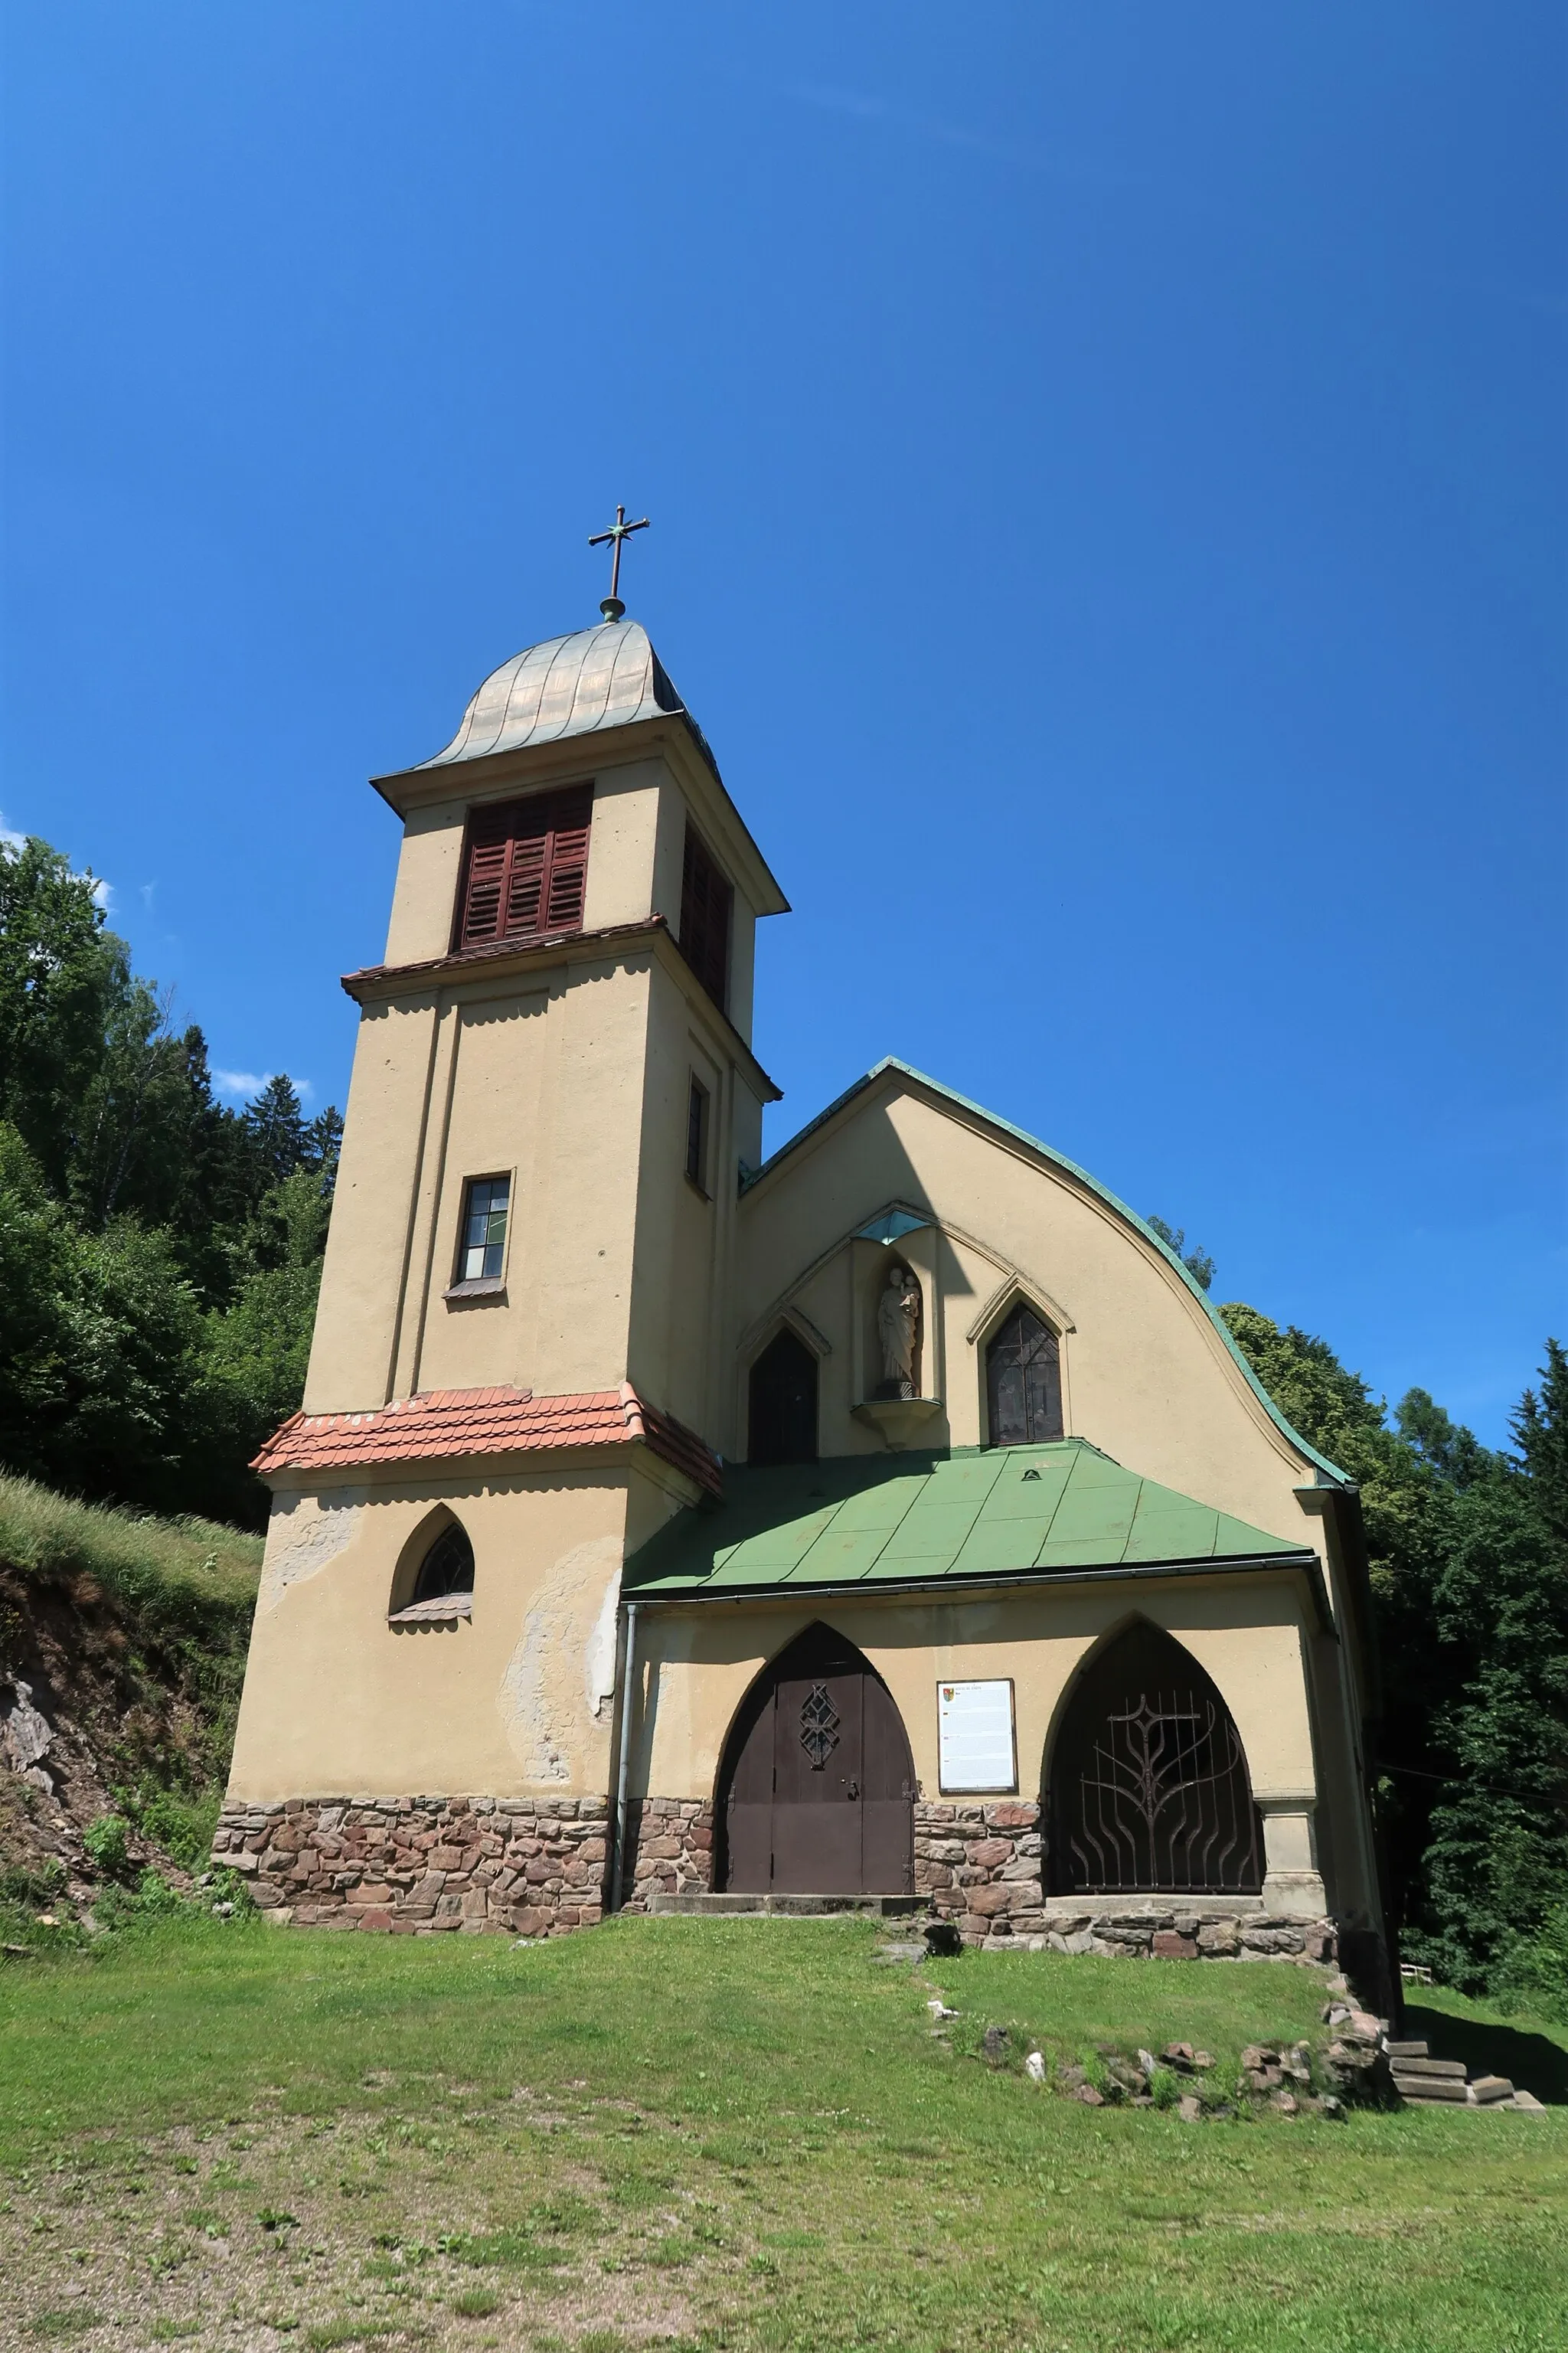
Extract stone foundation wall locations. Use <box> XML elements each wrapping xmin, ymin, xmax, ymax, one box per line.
<box><xmin>912</xmin><ymin>1799</ymin><xmax>1337</xmax><ymax>1962</ymax></box>
<box><xmin>211</xmin><ymin>1796</ymin><xmax>608</xmax><ymax>1935</ymax></box>
<box><xmin>215</xmin><ymin>1793</ymin><xmax>1338</xmax><ymax>1965</ymax></box>
<box><xmin>619</xmin><ymin>1798</ymin><xmax>713</xmax><ymax>1910</ymax></box>
<box><xmin>915</xmin><ymin>1799</ymin><xmax>1047</xmax><ymax>1941</ymax></box>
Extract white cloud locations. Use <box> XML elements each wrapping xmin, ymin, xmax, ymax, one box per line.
<box><xmin>213</xmin><ymin>1068</ymin><xmax>315</xmax><ymax>1106</ymax></box>
<box><xmin>90</xmin><ymin>876</ymin><xmax>113</xmax><ymax>913</ymax></box>
<box><xmin>0</xmin><ymin>811</ymin><xmax>26</xmax><ymax>853</ymax></box>
<box><xmin>139</xmin><ymin>881</ymin><xmax>157</xmax><ymax>912</ymax></box>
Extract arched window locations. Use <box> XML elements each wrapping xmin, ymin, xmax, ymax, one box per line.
<box><xmin>410</xmin><ymin>1522</ymin><xmax>475</xmax><ymax>1606</ymax></box>
<box><xmin>986</xmin><ymin>1303</ymin><xmax>1063</xmax><ymax>1445</ymax></box>
<box><xmin>748</xmin><ymin>1331</ymin><xmax>818</xmax><ymax>1464</ymax></box>
<box><xmin>1047</xmin><ymin>1620</ymin><xmax>1263</xmax><ymax>1895</ymax></box>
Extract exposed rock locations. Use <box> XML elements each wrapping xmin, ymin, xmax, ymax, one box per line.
<box><xmin>982</xmin><ymin>2025</ymin><xmax>1010</xmax><ymax>2064</ymax></box>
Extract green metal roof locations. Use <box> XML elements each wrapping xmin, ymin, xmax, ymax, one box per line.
<box><xmin>740</xmin><ymin>1057</ymin><xmax>1352</xmax><ymax>1492</ymax></box>
<box><xmin>622</xmin><ymin>1440</ymin><xmax>1312</xmax><ymax>1600</ymax></box>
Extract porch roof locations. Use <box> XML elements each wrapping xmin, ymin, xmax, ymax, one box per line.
<box><xmin>622</xmin><ymin>1439</ymin><xmax>1313</xmax><ymax>1600</ymax></box>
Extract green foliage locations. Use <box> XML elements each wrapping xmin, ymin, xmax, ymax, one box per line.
<box><xmin>1492</xmin><ymin>1900</ymin><xmax>1568</xmax><ymax>2026</ymax></box>
<box><xmin>1145</xmin><ymin>1214</ymin><xmax>1215</xmax><ymax>1292</ymax></box>
<box><xmin>82</xmin><ymin>1815</ymin><xmax>131</xmax><ymax>1875</ymax></box>
<box><xmin>134</xmin><ymin>1787</ymin><xmax>224</xmax><ymax>1874</ymax></box>
<box><xmin>1223</xmin><ymin>1307</ymin><xmax>1568</xmax><ymax>1993</ymax></box>
<box><xmin>0</xmin><ymin>829</ymin><xmax>340</xmax><ymax>1526</ymax></box>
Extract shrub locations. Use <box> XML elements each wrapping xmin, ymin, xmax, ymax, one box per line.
<box><xmin>1491</xmin><ymin>1902</ymin><xmax>1568</xmax><ymax>2026</ymax></box>
<box><xmin>83</xmin><ymin>1813</ymin><xmax>130</xmax><ymax>1875</ymax></box>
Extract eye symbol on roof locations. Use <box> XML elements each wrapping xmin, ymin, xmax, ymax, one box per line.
<box><xmin>1022</xmin><ymin>1469</ymin><xmax>1041</xmax><ymax>1482</ymax></box>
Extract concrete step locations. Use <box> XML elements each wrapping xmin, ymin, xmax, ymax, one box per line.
<box><xmin>1468</xmin><ymin>2075</ymin><xmax>1514</xmax><ymax>2106</ymax></box>
<box><xmin>1383</xmin><ymin>2039</ymin><xmax>1429</xmax><ymax>2060</ymax></box>
<box><xmin>1393</xmin><ymin>2073</ymin><xmax>1470</xmax><ymax>2103</ymax></box>
<box><xmin>1390</xmin><ymin>2055</ymin><xmax>1468</xmax><ymax>2080</ymax></box>
<box><xmin>647</xmin><ymin>1891</ymin><xmax>924</xmax><ymax>1918</ymax></box>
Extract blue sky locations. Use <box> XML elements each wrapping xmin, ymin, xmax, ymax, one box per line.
<box><xmin>2</xmin><ymin>5</ymin><xmax>1562</xmax><ymax>1443</ymax></box>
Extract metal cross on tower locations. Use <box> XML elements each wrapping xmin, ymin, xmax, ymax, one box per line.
<box><xmin>588</xmin><ymin>503</ymin><xmax>650</xmax><ymax>622</ymax></box>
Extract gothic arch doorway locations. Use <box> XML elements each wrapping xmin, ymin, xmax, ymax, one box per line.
<box><xmin>1047</xmin><ymin>1619</ymin><xmax>1264</xmax><ymax>1896</ymax></box>
<box><xmin>715</xmin><ymin>1623</ymin><xmax>916</xmax><ymax>1897</ymax></box>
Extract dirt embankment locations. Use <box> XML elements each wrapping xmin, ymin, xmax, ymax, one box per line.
<box><xmin>0</xmin><ymin>1475</ymin><xmax>260</xmax><ymax>1923</ymax></box>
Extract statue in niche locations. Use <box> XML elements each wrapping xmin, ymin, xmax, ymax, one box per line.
<box><xmin>877</xmin><ymin>1263</ymin><xmax>921</xmax><ymax>1400</ymax></box>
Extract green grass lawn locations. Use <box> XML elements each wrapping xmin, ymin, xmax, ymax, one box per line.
<box><xmin>2</xmin><ymin>1917</ymin><xmax>1564</xmax><ymax>2353</ymax></box>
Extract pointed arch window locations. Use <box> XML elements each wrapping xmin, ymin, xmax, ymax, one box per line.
<box><xmin>748</xmin><ymin>1331</ymin><xmax>818</xmax><ymax>1465</ymax></box>
<box><xmin>986</xmin><ymin>1303</ymin><xmax>1063</xmax><ymax>1445</ymax></box>
<box><xmin>390</xmin><ymin>1521</ymin><xmax>476</xmax><ymax>1625</ymax></box>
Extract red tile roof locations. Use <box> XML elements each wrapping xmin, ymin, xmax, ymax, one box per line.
<box><xmin>252</xmin><ymin>1382</ymin><xmax>722</xmax><ymax>1495</ymax></box>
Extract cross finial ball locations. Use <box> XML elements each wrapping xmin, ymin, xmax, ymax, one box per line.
<box><xmin>588</xmin><ymin>503</ymin><xmax>650</xmax><ymax>622</ymax></box>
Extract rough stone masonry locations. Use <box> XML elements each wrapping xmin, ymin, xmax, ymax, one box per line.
<box><xmin>216</xmin><ymin>1792</ymin><xmax>1335</xmax><ymax>1962</ymax></box>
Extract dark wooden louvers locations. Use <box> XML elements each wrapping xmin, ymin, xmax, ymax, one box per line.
<box><xmin>457</xmin><ymin>787</ymin><xmax>593</xmax><ymax>950</ymax></box>
<box><xmin>679</xmin><ymin>825</ymin><xmax>732</xmax><ymax>1011</ymax></box>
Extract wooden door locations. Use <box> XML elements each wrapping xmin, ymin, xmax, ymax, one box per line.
<box><xmin>719</xmin><ymin>1626</ymin><xmax>915</xmax><ymax>1897</ymax></box>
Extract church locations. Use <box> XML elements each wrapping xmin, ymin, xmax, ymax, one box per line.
<box><xmin>217</xmin><ymin>593</ymin><xmax>1387</xmax><ymax>1983</ymax></box>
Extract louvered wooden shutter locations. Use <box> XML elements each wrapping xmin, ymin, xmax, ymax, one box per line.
<box><xmin>679</xmin><ymin>826</ymin><xmax>732</xmax><ymax>1011</ymax></box>
<box><xmin>458</xmin><ymin>787</ymin><xmax>593</xmax><ymax>950</ymax></box>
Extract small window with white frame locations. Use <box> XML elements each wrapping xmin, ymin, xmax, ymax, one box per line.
<box><xmin>452</xmin><ymin>1175</ymin><xmax>510</xmax><ymax>1291</ymax></box>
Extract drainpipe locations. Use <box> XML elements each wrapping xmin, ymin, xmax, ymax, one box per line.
<box><xmin>610</xmin><ymin>1601</ymin><xmax>639</xmax><ymax>1913</ymax></box>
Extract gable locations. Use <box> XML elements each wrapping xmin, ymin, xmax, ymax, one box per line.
<box><xmin>730</xmin><ymin>1061</ymin><xmax>1344</xmax><ymax>1547</ymax></box>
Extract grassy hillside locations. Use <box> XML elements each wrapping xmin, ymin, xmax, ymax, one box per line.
<box><xmin>1</xmin><ymin>1917</ymin><xmax>1563</xmax><ymax>2351</ymax></box>
<box><xmin>0</xmin><ymin>1472</ymin><xmax>261</xmax><ymax>1928</ymax></box>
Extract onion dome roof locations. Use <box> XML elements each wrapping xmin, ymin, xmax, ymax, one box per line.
<box><xmin>416</xmin><ymin>619</ymin><xmax>710</xmax><ymax>772</ymax></box>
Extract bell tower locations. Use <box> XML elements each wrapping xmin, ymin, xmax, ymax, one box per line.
<box><xmin>303</xmin><ymin>617</ymin><xmax>789</xmax><ymax>1449</ymax></box>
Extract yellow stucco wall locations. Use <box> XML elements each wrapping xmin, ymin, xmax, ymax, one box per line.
<box><xmin>227</xmin><ymin>1472</ymin><xmax>638</xmax><ymax>1802</ymax></box>
<box><xmin>629</xmin><ymin>1583</ymin><xmax>1319</xmax><ymax>1811</ymax></box>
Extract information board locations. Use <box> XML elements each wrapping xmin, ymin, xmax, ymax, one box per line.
<box><xmin>936</xmin><ymin>1678</ymin><xmax>1018</xmax><ymax>1794</ymax></box>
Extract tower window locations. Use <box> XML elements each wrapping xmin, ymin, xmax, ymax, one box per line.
<box><xmin>679</xmin><ymin>825</ymin><xmax>732</xmax><ymax>1012</ymax></box>
<box><xmin>458</xmin><ymin>1176</ymin><xmax>510</xmax><ymax>1283</ymax></box>
<box><xmin>986</xmin><ymin>1304</ymin><xmax>1063</xmax><ymax>1446</ymax></box>
<box><xmin>686</xmin><ymin>1076</ymin><xmax>710</xmax><ymax>1192</ymax></box>
<box><xmin>456</xmin><ymin>786</ymin><xmax>593</xmax><ymax>950</ymax></box>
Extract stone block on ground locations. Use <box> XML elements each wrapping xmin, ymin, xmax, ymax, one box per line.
<box><xmin>1393</xmin><ymin>2073</ymin><xmax>1469</xmax><ymax>2103</ymax></box>
<box><xmin>1468</xmin><ymin>2076</ymin><xmax>1514</xmax><ymax>2105</ymax></box>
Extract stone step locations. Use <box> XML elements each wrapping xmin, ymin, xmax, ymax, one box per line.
<box><xmin>1389</xmin><ymin>2055</ymin><xmax>1467</xmax><ymax>2080</ymax></box>
<box><xmin>1468</xmin><ymin>2075</ymin><xmax>1514</xmax><ymax>2105</ymax></box>
<box><xmin>1383</xmin><ymin>2039</ymin><xmax>1429</xmax><ymax>2060</ymax></box>
<box><xmin>1393</xmin><ymin>2074</ymin><xmax>1470</xmax><ymax>2103</ymax></box>
<box><xmin>646</xmin><ymin>1891</ymin><xmax>923</xmax><ymax>1918</ymax></box>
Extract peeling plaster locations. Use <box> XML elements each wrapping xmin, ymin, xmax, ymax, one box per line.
<box><xmin>260</xmin><ymin>1494</ymin><xmax>366</xmax><ymax>1610</ymax></box>
<box><xmin>497</xmin><ymin>1534</ymin><xmax>622</xmax><ymax>1781</ymax></box>
<box><xmin>586</xmin><ymin>1564</ymin><xmax>623</xmax><ymax>1720</ymax></box>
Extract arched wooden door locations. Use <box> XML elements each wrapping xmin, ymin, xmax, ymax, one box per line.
<box><xmin>717</xmin><ymin>1623</ymin><xmax>916</xmax><ymax>1897</ymax></box>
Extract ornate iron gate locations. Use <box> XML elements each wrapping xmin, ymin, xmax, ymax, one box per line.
<box><xmin>1048</xmin><ymin>1621</ymin><xmax>1264</xmax><ymax>1894</ymax></box>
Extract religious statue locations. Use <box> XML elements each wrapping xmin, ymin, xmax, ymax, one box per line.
<box><xmin>877</xmin><ymin>1264</ymin><xmax>921</xmax><ymax>1400</ymax></box>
